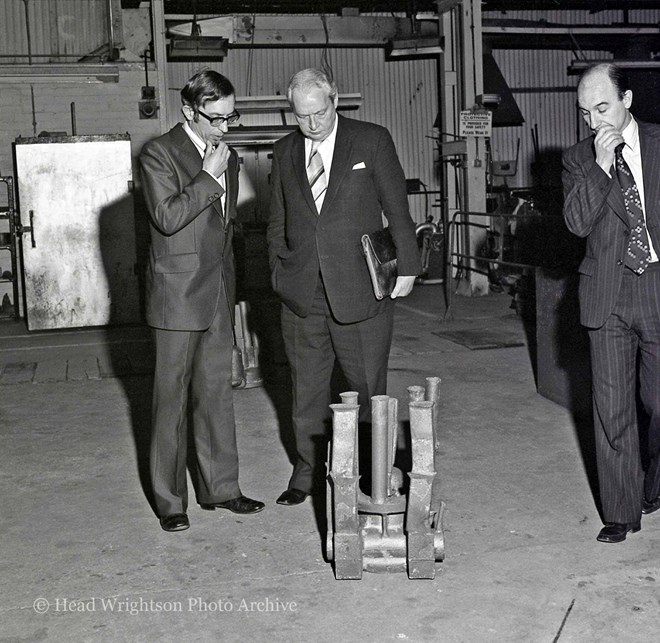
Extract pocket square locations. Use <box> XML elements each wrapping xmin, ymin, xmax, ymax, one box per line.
<box><xmin>352</xmin><ymin>161</ymin><xmax>366</xmax><ymax>170</ymax></box>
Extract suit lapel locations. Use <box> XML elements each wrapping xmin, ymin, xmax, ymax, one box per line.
<box><xmin>640</xmin><ymin>123</ymin><xmax>660</xmax><ymax>223</ymax></box>
<box><xmin>223</xmin><ymin>153</ymin><xmax>239</xmax><ymax>225</ymax></box>
<box><xmin>290</xmin><ymin>133</ymin><xmax>318</xmax><ymax>216</ymax></box>
<box><xmin>291</xmin><ymin>118</ymin><xmax>354</xmax><ymax>217</ymax></box>
<box><xmin>171</xmin><ymin>123</ymin><xmax>202</xmax><ymax>178</ymax></box>
<box><xmin>322</xmin><ymin>116</ymin><xmax>353</xmax><ymax>215</ymax></box>
<box><xmin>171</xmin><ymin>123</ymin><xmax>230</xmax><ymax>219</ymax></box>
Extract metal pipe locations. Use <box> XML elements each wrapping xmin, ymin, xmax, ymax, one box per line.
<box><xmin>425</xmin><ymin>377</ymin><xmax>441</xmax><ymax>405</ymax></box>
<box><xmin>415</xmin><ymin>221</ymin><xmax>441</xmax><ymax>235</ymax></box>
<box><xmin>340</xmin><ymin>391</ymin><xmax>360</xmax><ymax>459</ymax></box>
<box><xmin>106</xmin><ymin>0</ymin><xmax>115</xmax><ymax>58</ymax></box>
<box><xmin>426</xmin><ymin>376</ymin><xmax>442</xmax><ymax>453</ymax></box>
<box><xmin>238</xmin><ymin>301</ymin><xmax>252</xmax><ymax>348</ymax></box>
<box><xmin>70</xmin><ymin>102</ymin><xmax>76</xmax><ymax>136</ymax></box>
<box><xmin>22</xmin><ymin>0</ymin><xmax>32</xmax><ymax>65</ymax></box>
<box><xmin>387</xmin><ymin>397</ymin><xmax>398</xmax><ymax>480</ymax></box>
<box><xmin>407</xmin><ymin>385</ymin><xmax>425</xmax><ymax>402</ymax></box>
<box><xmin>340</xmin><ymin>391</ymin><xmax>359</xmax><ymax>406</ymax></box>
<box><xmin>30</xmin><ymin>86</ymin><xmax>36</xmax><ymax>136</ymax></box>
<box><xmin>371</xmin><ymin>395</ymin><xmax>390</xmax><ymax>505</ymax></box>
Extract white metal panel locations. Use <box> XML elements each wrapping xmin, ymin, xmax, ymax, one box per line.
<box><xmin>14</xmin><ymin>136</ymin><xmax>139</xmax><ymax>330</ymax></box>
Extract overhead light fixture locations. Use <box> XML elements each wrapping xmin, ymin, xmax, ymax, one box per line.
<box><xmin>386</xmin><ymin>38</ymin><xmax>443</xmax><ymax>59</ymax></box>
<box><xmin>167</xmin><ymin>0</ymin><xmax>228</xmax><ymax>61</ymax></box>
<box><xmin>476</xmin><ymin>94</ymin><xmax>501</xmax><ymax>110</ymax></box>
<box><xmin>235</xmin><ymin>94</ymin><xmax>363</xmax><ymax>112</ymax></box>
<box><xmin>168</xmin><ymin>35</ymin><xmax>228</xmax><ymax>61</ymax></box>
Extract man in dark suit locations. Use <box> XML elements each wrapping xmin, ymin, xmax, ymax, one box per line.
<box><xmin>267</xmin><ymin>68</ymin><xmax>421</xmax><ymax>506</ymax></box>
<box><xmin>563</xmin><ymin>63</ymin><xmax>660</xmax><ymax>543</ymax></box>
<box><xmin>140</xmin><ymin>70</ymin><xmax>264</xmax><ymax>532</ymax></box>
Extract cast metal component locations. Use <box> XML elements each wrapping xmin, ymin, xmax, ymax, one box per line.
<box><xmin>233</xmin><ymin>300</ymin><xmax>263</xmax><ymax>389</ymax></box>
<box><xmin>326</xmin><ymin>378</ymin><xmax>445</xmax><ymax>579</ymax></box>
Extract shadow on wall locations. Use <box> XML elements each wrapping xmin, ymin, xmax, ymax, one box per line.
<box><xmin>521</xmin><ymin>147</ymin><xmax>601</xmax><ymax>508</ymax></box>
<box><xmin>99</xmin><ymin>190</ymin><xmax>155</xmax><ymax>511</ymax></box>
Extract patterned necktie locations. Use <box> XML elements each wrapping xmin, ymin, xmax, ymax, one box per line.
<box><xmin>307</xmin><ymin>142</ymin><xmax>327</xmax><ymax>213</ymax></box>
<box><xmin>615</xmin><ymin>143</ymin><xmax>651</xmax><ymax>274</ymax></box>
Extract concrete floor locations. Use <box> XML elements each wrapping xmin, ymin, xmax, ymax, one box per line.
<box><xmin>1</xmin><ymin>283</ymin><xmax>658</xmax><ymax>642</ymax></box>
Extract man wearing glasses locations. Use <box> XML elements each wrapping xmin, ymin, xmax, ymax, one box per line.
<box><xmin>140</xmin><ymin>70</ymin><xmax>264</xmax><ymax>532</ymax></box>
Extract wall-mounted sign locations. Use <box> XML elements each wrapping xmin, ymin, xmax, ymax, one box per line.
<box><xmin>459</xmin><ymin>110</ymin><xmax>492</xmax><ymax>137</ymax></box>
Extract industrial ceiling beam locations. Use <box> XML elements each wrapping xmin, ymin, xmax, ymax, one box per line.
<box><xmin>166</xmin><ymin>14</ymin><xmax>439</xmax><ymax>47</ymax></box>
<box><xmin>483</xmin><ymin>20</ymin><xmax>660</xmax><ymax>50</ymax></box>
<box><xmin>122</xmin><ymin>1</ymin><xmax>660</xmax><ymax>12</ymax></box>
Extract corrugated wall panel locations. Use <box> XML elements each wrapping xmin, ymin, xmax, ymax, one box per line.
<box><xmin>629</xmin><ymin>9</ymin><xmax>660</xmax><ymax>21</ymax></box>
<box><xmin>485</xmin><ymin>9</ymin><xmax>624</xmax><ymax>24</ymax></box>
<box><xmin>490</xmin><ymin>48</ymin><xmax>612</xmax><ymax>188</ymax></box>
<box><xmin>483</xmin><ymin>5</ymin><xmax>660</xmax><ymax>190</ymax></box>
<box><xmin>0</xmin><ymin>0</ymin><xmax>107</xmax><ymax>63</ymax></box>
<box><xmin>166</xmin><ymin>47</ymin><xmax>439</xmax><ymax>224</ymax></box>
<box><xmin>487</xmin><ymin>8</ymin><xmax>660</xmax><ymax>24</ymax></box>
<box><xmin>0</xmin><ymin>0</ymin><xmax>29</xmax><ymax>63</ymax></box>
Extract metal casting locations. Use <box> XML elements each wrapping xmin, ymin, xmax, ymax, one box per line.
<box><xmin>326</xmin><ymin>377</ymin><xmax>445</xmax><ymax>579</ymax></box>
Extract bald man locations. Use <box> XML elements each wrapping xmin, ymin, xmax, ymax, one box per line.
<box><xmin>563</xmin><ymin>63</ymin><xmax>660</xmax><ymax>543</ymax></box>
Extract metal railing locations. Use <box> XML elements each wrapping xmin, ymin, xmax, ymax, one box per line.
<box><xmin>444</xmin><ymin>209</ymin><xmax>546</xmax><ymax>320</ymax></box>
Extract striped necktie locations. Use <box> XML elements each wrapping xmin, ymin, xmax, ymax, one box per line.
<box><xmin>307</xmin><ymin>142</ymin><xmax>327</xmax><ymax>213</ymax></box>
<box><xmin>615</xmin><ymin>143</ymin><xmax>651</xmax><ymax>274</ymax></box>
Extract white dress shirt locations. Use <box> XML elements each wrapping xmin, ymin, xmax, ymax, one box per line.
<box><xmin>183</xmin><ymin>121</ymin><xmax>226</xmax><ymax>213</ymax></box>
<box><xmin>305</xmin><ymin>115</ymin><xmax>339</xmax><ymax>184</ymax></box>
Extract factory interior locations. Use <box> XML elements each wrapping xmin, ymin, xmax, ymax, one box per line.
<box><xmin>1</xmin><ymin>1</ymin><xmax>660</xmax><ymax>641</ymax></box>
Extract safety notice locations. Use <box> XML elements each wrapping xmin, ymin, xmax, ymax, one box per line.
<box><xmin>459</xmin><ymin>110</ymin><xmax>492</xmax><ymax>137</ymax></box>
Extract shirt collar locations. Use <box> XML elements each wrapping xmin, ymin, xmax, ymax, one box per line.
<box><xmin>306</xmin><ymin>114</ymin><xmax>339</xmax><ymax>153</ymax></box>
<box><xmin>621</xmin><ymin>116</ymin><xmax>639</xmax><ymax>153</ymax></box>
<box><xmin>183</xmin><ymin>121</ymin><xmax>206</xmax><ymax>157</ymax></box>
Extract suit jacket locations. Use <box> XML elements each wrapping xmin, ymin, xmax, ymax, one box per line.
<box><xmin>562</xmin><ymin>120</ymin><xmax>660</xmax><ymax>329</ymax></box>
<box><xmin>267</xmin><ymin>115</ymin><xmax>421</xmax><ymax>324</ymax></box>
<box><xmin>139</xmin><ymin>123</ymin><xmax>239</xmax><ymax>331</ymax></box>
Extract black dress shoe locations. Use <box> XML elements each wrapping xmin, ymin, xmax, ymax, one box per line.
<box><xmin>159</xmin><ymin>513</ymin><xmax>190</xmax><ymax>532</ymax></box>
<box><xmin>276</xmin><ymin>489</ymin><xmax>308</xmax><ymax>506</ymax></box>
<box><xmin>200</xmin><ymin>496</ymin><xmax>265</xmax><ymax>514</ymax></box>
<box><xmin>596</xmin><ymin>521</ymin><xmax>641</xmax><ymax>543</ymax></box>
<box><xmin>642</xmin><ymin>496</ymin><xmax>660</xmax><ymax>515</ymax></box>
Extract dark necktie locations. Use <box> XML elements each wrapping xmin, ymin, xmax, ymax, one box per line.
<box><xmin>615</xmin><ymin>143</ymin><xmax>651</xmax><ymax>274</ymax></box>
<box><xmin>307</xmin><ymin>142</ymin><xmax>327</xmax><ymax>213</ymax></box>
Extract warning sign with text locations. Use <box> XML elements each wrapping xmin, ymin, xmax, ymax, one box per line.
<box><xmin>459</xmin><ymin>110</ymin><xmax>492</xmax><ymax>137</ymax></box>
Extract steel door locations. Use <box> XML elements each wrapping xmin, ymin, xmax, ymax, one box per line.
<box><xmin>14</xmin><ymin>134</ymin><xmax>139</xmax><ymax>330</ymax></box>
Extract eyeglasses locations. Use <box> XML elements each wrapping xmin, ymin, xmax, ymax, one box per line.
<box><xmin>197</xmin><ymin>109</ymin><xmax>240</xmax><ymax>127</ymax></box>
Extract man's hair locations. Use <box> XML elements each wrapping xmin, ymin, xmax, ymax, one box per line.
<box><xmin>579</xmin><ymin>62</ymin><xmax>630</xmax><ymax>100</ymax></box>
<box><xmin>286</xmin><ymin>68</ymin><xmax>338</xmax><ymax>104</ymax></box>
<box><xmin>181</xmin><ymin>70</ymin><xmax>235</xmax><ymax>112</ymax></box>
